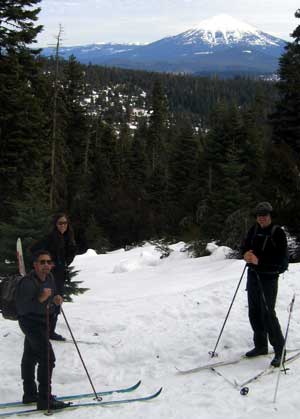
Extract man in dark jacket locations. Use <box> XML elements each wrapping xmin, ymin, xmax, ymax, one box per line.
<box><xmin>241</xmin><ymin>202</ymin><xmax>287</xmax><ymax>368</ymax></box>
<box><xmin>16</xmin><ymin>250</ymin><xmax>70</xmax><ymax>410</ymax></box>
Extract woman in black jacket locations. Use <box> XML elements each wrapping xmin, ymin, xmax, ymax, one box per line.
<box><xmin>31</xmin><ymin>213</ymin><xmax>76</xmax><ymax>340</ymax></box>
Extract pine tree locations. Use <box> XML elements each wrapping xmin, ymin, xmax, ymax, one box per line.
<box><xmin>125</xmin><ymin>122</ymin><xmax>150</xmax><ymax>243</ymax></box>
<box><xmin>116</xmin><ymin>122</ymin><xmax>131</xmax><ymax>183</ymax></box>
<box><xmin>0</xmin><ymin>0</ymin><xmax>48</xmax><ymax>219</ymax></box>
<box><xmin>269</xmin><ymin>9</ymin><xmax>300</xmax><ymax>236</ymax></box>
<box><xmin>271</xmin><ymin>9</ymin><xmax>300</xmax><ymax>154</ymax></box>
<box><xmin>129</xmin><ymin>119</ymin><xmax>148</xmax><ymax>191</ymax></box>
<box><xmin>49</xmin><ymin>25</ymin><xmax>65</xmax><ymax>210</ymax></box>
<box><xmin>0</xmin><ymin>200</ymin><xmax>51</xmax><ymax>274</ymax></box>
<box><xmin>199</xmin><ymin>104</ymin><xmax>249</xmax><ymax>243</ymax></box>
<box><xmin>147</xmin><ymin>80</ymin><xmax>168</xmax><ymax>173</ymax></box>
<box><xmin>63</xmin><ymin>55</ymin><xmax>89</xmax><ymax>209</ymax></box>
<box><xmin>167</xmin><ymin>116</ymin><xmax>201</xmax><ymax>236</ymax></box>
<box><xmin>0</xmin><ymin>0</ymin><xmax>42</xmax><ymax>55</ymax></box>
<box><xmin>240</xmin><ymin>106</ymin><xmax>266</xmax><ymax>201</ymax></box>
<box><xmin>89</xmin><ymin>122</ymin><xmax>120</xmax><ymax>245</ymax></box>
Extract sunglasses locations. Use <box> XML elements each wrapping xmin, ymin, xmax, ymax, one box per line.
<box><xmin>256</xmin><ymin>212</ymin><xmax>270</xmax><ymax>217</ymax></box>
<box><xmin>57</xmin><ymin>221</ymin><xmax>68</xmax><ymax>225</ymax></box>
<box><xmin>38</xmin><ymin>259</ymin><xmax>53</xmax><ymax>265</ymax></box>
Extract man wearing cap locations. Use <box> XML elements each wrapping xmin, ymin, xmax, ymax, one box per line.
<box><xmin>241</xmin><ymin>202</ymin><xmax>288</xmax><ymax>367</ymax></box>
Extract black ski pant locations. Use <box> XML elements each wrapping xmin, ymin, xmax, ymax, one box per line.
<box><xmin>18</xmin><ymin>316</ymin><xmax>55</xmax><ymax>400</ymax></box>
<box><xmin>50</xmin><ymin>267</ymin><xmax>65</xmax><ymax>337</ymax></box>
<box><xmin>247</xmin><ymin>269</ymin><xmax>284</xmax><ymax>355</ymax></box>
<box><xmin>49</xmin><ymin>307</ymin><xmax>60</xmax><ymax>337</ymax></box>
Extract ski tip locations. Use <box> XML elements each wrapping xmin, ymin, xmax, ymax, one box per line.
<box><xmin>174</xmin><ymin>364</ymin><xmax>206</xmax><ymax>375</ymax></box>
<box><xmin>174</xmin><ymin>364</ymin><xmax>193</xmax><ymax>374</ymax></box>
<box><xmin>175</xmin><ymin>368</ymin><xmax>193</xmax><ymax>375</ymax></box>
<box><xmin>133</xmin><ymin>380</ymin><xmax>142</xmax><ymax>390</ymax></box>
<box><xmin>153</xmin><ymin>387</ymin><xmax>163</xmax><ymax>398</ymax></box>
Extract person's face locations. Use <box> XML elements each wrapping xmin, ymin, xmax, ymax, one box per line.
<box><xmin>56</xmin><ymin>216</ymin><xmax>68</xmax><ymax>234</ymax></box>
<box><xmin>256</xmin><ymin>213</ymin><xmax>272</xmax><ymax>228</ymax></box>
<box><xmin>33</xmin><ymin>254</ymin><xmax>53</xmax><ymax>280</ymax></box>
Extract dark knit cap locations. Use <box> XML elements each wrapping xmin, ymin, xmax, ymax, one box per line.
<box><xmin>255</xmin><ymin>201</ymin><xmax>273</xmax><ymax>216</ymax></box>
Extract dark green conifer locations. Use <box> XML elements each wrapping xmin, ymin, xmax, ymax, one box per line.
<box><xmin>0</xmin><ymin>0</ymin><xmax>47</xmax><ymax>219</ymax></box>
<box><xmin>168</xmin><ymin>116</ymin><xmax>201</xmax><ymax>236</ymax></box>
<box><xmin>271</xmin><ymin>9</ymin><xmax>300</xmax><ymax>154</ymax></box>
<box><xmin>269</xmin><ymin>9</ymin><xmax>300</xmax><ymax>236</ymax></box>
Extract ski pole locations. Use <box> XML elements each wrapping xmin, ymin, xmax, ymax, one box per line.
<box><xmin>61</xmin><ymin>307</ymin><xmax>102</xmax><ymax>401</ymax></box>
<box><xmin>273</xmin><ymin>294</ymin><xmax>296</xmax><ymax>403</ymax></box>
<box><xmin>46</xmin><ymin>304</ymin><xmax>52</xmax><ymax>416</ymax></box>
<box><xmin>209</xmin><ymin>264</ymin><xmax>247</xmax><ymax>358</ymax></box>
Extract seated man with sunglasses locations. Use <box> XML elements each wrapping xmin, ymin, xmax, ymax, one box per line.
<box><xmin>16</xmin><ymin>250</ymin><xmax>70</xmax><ymax>411</ymax></box>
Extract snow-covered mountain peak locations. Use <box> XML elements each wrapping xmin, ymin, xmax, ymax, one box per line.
<box><xmin>182</xmin><ymin>14</ymin><xmax>281</xmax><ymax>47</ymax></box>
<box><xmin>195</xmin><ymin>14</ymin><xmax>259</xmax><ymax>35</ymax></box>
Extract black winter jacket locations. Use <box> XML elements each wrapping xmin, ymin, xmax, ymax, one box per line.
<box><xmin>16</xmin><ymin>271</ymin><xmax>57</xmax><ymax>319</ymax></box>
<box><xmin>241</xmin><ymin>223</ymin><xmax>287</xmax><ymax>274</ymax></box>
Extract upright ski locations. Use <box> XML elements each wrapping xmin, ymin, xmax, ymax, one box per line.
<box><xmin>16</xmin><ymin>238</ymin><xmax>26</xmax><ymax>277</ymax></box>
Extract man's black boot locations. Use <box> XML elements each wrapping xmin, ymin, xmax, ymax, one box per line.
<box><xmin>245</xmin><ymin>347</ymin><xmax>268</xmax><ymax>357</ymax></box>
<box><xmin>270</xmin><ymin>350</ymin><xmax>286</xmax><ymax>368</ymax></box>
<box><xmin>37</xmin><ymin>396</ymin><xmax>71</xmax><ymax>410</ymax></box>
<box><xmin>22</xmin><ymin>380</ymin><xmax>38</xmax><ymax>404</ymax></box>
<box><xmin>22</xmin><ymin>393</ymin><xmax>37</xmax><ymax>404</ymax></box>
<box><xmin>50</xmin><ymin>332</ymin><xmax>66</xmax><ymax>341</ymax></box>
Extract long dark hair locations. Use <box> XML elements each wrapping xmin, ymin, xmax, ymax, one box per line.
<box><xmin>51</xmin><ymin>212</ymin><xmax>75</xmax><ymax>245</ymax></box>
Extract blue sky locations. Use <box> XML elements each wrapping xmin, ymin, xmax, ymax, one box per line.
<box><xmin>36</xmin><ymin>0</ymin><xmax>300</xmax><ymax>46</ymax></box>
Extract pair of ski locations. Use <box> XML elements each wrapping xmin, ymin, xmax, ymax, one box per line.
<box><xmin>0</xmin><ymin>381</ymin><xmax>162</xmax><ymax>417</ymax></box>
<box><xmin>177</xmin><ymin>349</ymin><xmax>300</xmax><ymax>394</ymax></box>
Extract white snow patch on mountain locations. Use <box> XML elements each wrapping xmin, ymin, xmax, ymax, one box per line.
<box><xmin>195</xmin><ymin>14</ymin><xmax>260</xmax><ymax>34</ymax></box>
<box><xmin>182</xmin><ymin>14</ymin><xmax>281</xmax><ymax>47</ymax></box>
<box><xmin>194</xmin><ymin>51</ymin><xmax>213</xmax><ymax>55</ymax></box>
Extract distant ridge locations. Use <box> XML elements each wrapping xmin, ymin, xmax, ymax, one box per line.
<box><xmin>42</xmin><ymin>14</ymin><xmax>286</xmax><ymax>76</ymax></box>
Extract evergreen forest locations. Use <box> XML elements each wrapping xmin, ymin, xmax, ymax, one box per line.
<box><xmin>1</xmin><ymin>1</ymin><xmax>300</xmax><ymax>274</ymax></box>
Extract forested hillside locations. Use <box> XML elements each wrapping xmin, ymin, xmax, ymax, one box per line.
<box><xmin>1</xmin><ymin>2</ymin><xmax>300</xmax><ymax>272</ymax></box>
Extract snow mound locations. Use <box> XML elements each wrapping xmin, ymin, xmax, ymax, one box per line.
<box><xmin>112</xmin><ymin>250</ymin><xmax>160</xmax><ymax>273</ymax></box>
<box><xmin>76</xmin><ymin>248</ymin><xmax>98</xmax><ymax>258</ymax></box>
<box><xmin>206</xmin><ymin>242</ymin><xmax>232</xmax><ymax>260</ymax></box>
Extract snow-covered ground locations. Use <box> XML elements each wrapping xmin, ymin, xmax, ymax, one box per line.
<box><xmin>1</xmin><ymin>242</ymin><xmax>300</xmax><ymax>419</ymax></box>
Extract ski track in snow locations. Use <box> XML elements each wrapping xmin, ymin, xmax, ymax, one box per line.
<box><xmin>1</xmin><ymin>242</ymin><xmax>300</xmax><ymax>418</ymax></box>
